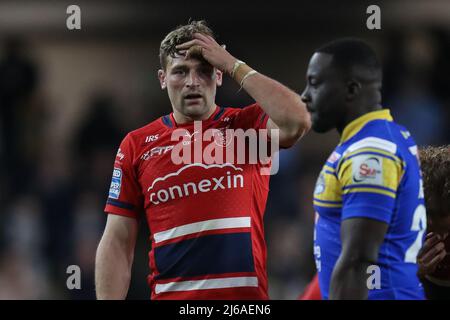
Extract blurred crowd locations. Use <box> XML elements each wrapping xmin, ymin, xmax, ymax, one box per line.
<box><xmin>0</xmin><ymin>27</ymin><xmax>449</xmax><ymax>299</ymax></box>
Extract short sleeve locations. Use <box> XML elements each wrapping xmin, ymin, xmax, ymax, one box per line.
<box><xmin>104</xmin><ymin>134</ymin><xmax>143</xmax><ymax>219</ymax></box>
<box><xmin>337</xmin><ymin>146</ymin><xmax>404</xmax><ymax>224</ymax></box>
<box><xmin>230</xmin><ymin>103</ymin><xmax>274</xmax><ymax>165</ymax></box>
<box><xmin>232</xmin><ymin>103</ymin><xmax>269</xmax><ymax>131</ymax></box>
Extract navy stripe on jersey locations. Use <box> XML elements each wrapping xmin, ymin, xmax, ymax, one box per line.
<box><xmin>106</xmin><ymin>198</ymin><xmax>135</xmax><ymax>210</ymax></box>
<box><xmin>344</xmin><ymin>151</ymin><xmax>399</xmax><ymax>163</ymax></box>
<box><xmin>154</xmin><ymin>232</ymin><xmax>255</xmax><ymax>279</ymax></box>
<box><xmin>259</xmin><ymin>113</ymin><xmax>268</xmax><ymax>127</ymax></box>
<box><xmin>313</xmin><ymin>198</ymin><xmax>342</xmax><ymax>205</ymax></box>
<box><xmin>213</xmin><ymin>107</ymin><xmax>226</xmax><ymax>121</ymax></box>
<box><xmin>342</xmin><ymin>184</ymin><xmax>397</xmax><ymax>193</ymax></box>
<box><xmin>162</xmin><ymin>115</ymin><xmax>173</xmax><ymax>128</ymax></box>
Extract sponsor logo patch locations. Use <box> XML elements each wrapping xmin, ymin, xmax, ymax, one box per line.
<box><xmin>145</xmin><ymin>134</ymin><xmax>159</xmax><ymax>143</ymax></box>
<box><xmin>141</xmin><ymin>146</ymin><xmax>174</xmax><ymax>160</ymax></box>
<box><xmin>327</xmin><ymin>151</ymin><xmax>341</xmax><ymax>164</ymax></box>
<box><xmin>116</xmin><ymin>148</ymin><xmax>125</xmax><ymax>161</ymax></box>
<box><xmin>314</xmin><ymin>172</ymin><xmax>326</xmax><ymax>195</ymax></box>
<box><xmin>401</xmin><ymin>131</ymin><xmax>411</xmax><ymax>139</ymax></box>
<box><xmin>213</xmin><ymin>127</ymin><xmax>233</xmax><ymax>147</ymax></box>
<box><xmin>109</xmin><ymin>168</ymin><xmax>122</xmax><ymax>199</ymax></box>
<box><xmin>352</xmin><ymin>155</ymin><xmax>382</xmax><ymax>184</ymax></box>
<box><xmin>147</xmin><ymin>163</ymin><xmax>244</xmax><ymax>205</ymax></box>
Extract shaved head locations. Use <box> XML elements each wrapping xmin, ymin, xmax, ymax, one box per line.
<box><xmin>315</xmin><ymin>38</ymin><xmax>382</xmax><ymax>84</ymax></box>
<box><xmin>302</xmin><ymin>38</ymin><xmax>383</xmax><ymax>134</ymax></box>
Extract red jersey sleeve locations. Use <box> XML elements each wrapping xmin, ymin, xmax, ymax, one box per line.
<box><xmin>233</xmin><ymin>103</ymin><xmax>269</xmax><ymax>130</ymax></box>
<box><xmin>104</xmin><ymin>134</ymin><xmax>143</xmax><ymax>219</ymax></box>
<box><xmin>298</xmin><ymin>273</ymin><xmax>322</xmax><ymax>300</ymax></box>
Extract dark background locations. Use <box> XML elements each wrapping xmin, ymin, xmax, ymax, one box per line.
<box><xmin>0</xmin><ymin>0</ymin><xmax>448</xmax><ymax>299</ymax></box>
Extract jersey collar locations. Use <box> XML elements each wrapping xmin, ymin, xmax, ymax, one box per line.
<box><xmin>340</xmin><ymin>109</ymin><xmax>393</xmax><ymax>143</ymax></box>
<box><xmin>164</xmin><ymin>105</ymin><xmax>222</xmax><ymax>128</ymax></box>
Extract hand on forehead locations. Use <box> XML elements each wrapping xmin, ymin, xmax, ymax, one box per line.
<box><xmin>183</xmin><ymin>45</ymin><xmax>205</xmax><ymax>61</ymax></box>
<box><xmin>169</xmin><ymin>46</ymin><xmax>210</xmax><ymax>68</ymax></box>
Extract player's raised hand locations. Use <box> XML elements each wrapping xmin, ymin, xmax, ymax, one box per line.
<box><xmin>176</xmin><ymin>33</ymin><xmax>237</xmax><ymax>74</ymax></box>
<box><xmin>417</xmin><ymin>232</ymin><xmax>447</xmax><ymax>278</ymax></box>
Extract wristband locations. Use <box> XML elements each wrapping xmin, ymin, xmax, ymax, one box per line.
<box><xmin>239</xmin><ymin>70</ymin><xmax>258</xmax><ymax>88</ymax></box>
<box><xmin>231</xmin><ymin>60</ymin><xmax>246</xmax><ymax>78</ymax></box>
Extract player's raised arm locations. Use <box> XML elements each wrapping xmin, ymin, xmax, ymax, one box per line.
<box><xmin>176</xmin><ymin>33</ymin><xmax>311</xmax><ymax>148</ymax></box>
<box><xmin>95</xmin><ymin>214</ymin><xmax>138</xmax><ymax>299</ymax></box>
<box><xmin>329</xmin><ymin>218</ymin><xmax>388</xmax><ymax>299</ymax></box>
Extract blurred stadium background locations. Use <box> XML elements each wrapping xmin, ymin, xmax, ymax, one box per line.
<box><xmin>0</xmin><ymin>0</ymin><xmax>449</xmax><ymax>299</ymax></box>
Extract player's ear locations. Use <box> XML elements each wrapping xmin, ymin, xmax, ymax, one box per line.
<box><xmin>346</xmin><ymin>80</ymin><xmax>361</xmax><ymax>100</ymax></box>
<box><xmin>215</xmin><ymin>69</ymin><xmax>223</xmax><ymax>87</ymax></box>
<box><xmin>158</xmin><ymin>69</ymin><xmax>167</xmax><ymax>90</ymax></box>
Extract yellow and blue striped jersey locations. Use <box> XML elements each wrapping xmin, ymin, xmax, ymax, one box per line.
<box><xmin>313</xmin><ymin>109</ymin><xmax>426</xmax><ymax>300</ymax></box>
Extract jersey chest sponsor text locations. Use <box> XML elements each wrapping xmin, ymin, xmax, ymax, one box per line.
<box><xmin>144</xmin><ymin>163</ymin><xmax>246</xmax><ymax>205</ymax></box>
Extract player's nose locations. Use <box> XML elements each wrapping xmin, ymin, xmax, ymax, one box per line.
<box><xmin>186</xmin><ymin>70</ymin><xmax>200</xmax><ymax>87</ymax></box>
<box><xmin>301</xmin><ymin>88</ymin><xmax>311</xmax><ymax>104</ymax></box>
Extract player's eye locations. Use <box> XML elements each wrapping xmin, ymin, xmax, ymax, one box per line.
<box><xmin>200</xmin><ymin>67</ymin><xmax>213</xmax><ymax>77</ymax></box>
<box><xmin>172</xmin><ymin>69</ymin><xmax>186</xmax><ymax>75</ymax></box>
<box><xmin>309</xmin><ymin>78</ymin><xmax>318</xmax><ymax>86</ymax></box>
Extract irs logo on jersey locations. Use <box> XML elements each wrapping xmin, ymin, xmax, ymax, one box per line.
<box><xmin>145</xmin><ymin>134</ymin><xmax>160</xmax><ymax>143</ymax></box>
<box><xmin>352</xmin><ymin>155</ymin><xmax>382</xmax><ymax>184</ymax></box>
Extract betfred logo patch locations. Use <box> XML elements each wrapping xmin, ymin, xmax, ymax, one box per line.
<box><xmin>352</xmin><ymin>155</ymin><xmax>382</xmax><ymax>184</ymax></box>
<box><xmin>314</xmin><ymin>172</ymin><xmax>326</xmax><ymax>195</ymax></box>
<box><xmin>327</xmin><ymin>151</ymin><xmax>341</xmax><ymax>164</ymax></box>
<box><xmin>109</xmin><ymin>168</ymin><xmax>122</xmax><ymax>199</ymax></box>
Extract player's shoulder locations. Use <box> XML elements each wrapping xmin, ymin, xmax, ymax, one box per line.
<box><xmin>222</xmin><ymin>103</ymin><xmax>268</xmax><ymax>130</ymax></box>
<box><xmin>342</xmin><ymin>119</ymin><xmax>412</xmax><ymax>158</ymax></box>
<box><xmin>226</xmin><ymin>103</ymin><xmax>264</xmax><ymax>113</ymax></box>
<box><xmin>220</xmin><ymin>104</ymin><xmax>260</xmax><ymax>116</ymax></box>
<box><xmin>124</xmin><ymin>116</ymin><xmax>169</xmax><ymax>144</ymax></box>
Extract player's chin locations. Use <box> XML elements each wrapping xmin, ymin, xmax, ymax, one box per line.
<box><xmin>182</xmin><ymin>102</ymin><xmax>208</xmax><ymax>117</ymax></box>
<box><xmin>311</xmin><ymin>119</ymin><xmax>330</xmax><ymax>133</ymax></box>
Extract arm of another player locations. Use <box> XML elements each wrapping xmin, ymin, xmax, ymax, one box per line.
<box><xmin>176</xmin><ymin>33</ymin><xmax>311</xmax><ymax>148</ymax></box>
<box><xmin>328</xmin><ymin>217</ymin><xmax>388</xmax><ymax>300</ymax></box>
<box><xmin>95</xmin><ymin>214</ymin><xmax>139</xmax><ymax>299</ymax></box>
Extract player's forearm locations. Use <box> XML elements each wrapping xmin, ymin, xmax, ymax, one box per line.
<box><xmin>235</xmin><ymin>64</ymin><xmax>311</xmax><ymax>141</ymax></box>
<box><xmin>329</xmin><ymin>258</ymin><xmax>371</xmax><ymax>300</ymax></box>
<box><xmin>95</xmin><ymin>234</ymin><xmax>134</xmax><ymax>299</ymax></box>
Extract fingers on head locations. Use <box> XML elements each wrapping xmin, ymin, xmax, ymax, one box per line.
<box><xmin>424</xmin><ymin>234</ymin><xmax>443</xmax><ymax>248</ymax></box>
<box><xmin>420</xmin><ymin>242</ymin><xmax>445</xmax><ymax>263</ymax></box>
<box><xmin>188</xmin><ymin>45</ymin><xmax>202</xmax><ymax>55</ymax></box>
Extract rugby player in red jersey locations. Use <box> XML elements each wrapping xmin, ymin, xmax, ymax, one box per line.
<box><xmin>95</xmin><ymin>20</ymin><xmax>311</xmax><ymax>300</ymax></box>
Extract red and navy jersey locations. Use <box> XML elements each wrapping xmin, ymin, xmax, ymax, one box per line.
<box><xmin>105</xmin><ymin>104</ymin><xmax>271</xmax><ymax>299</ymax></box>
<box><xmin>298</xmin><ymin>273</ymin><xmax>321</xmax><ymax>300</ymax></box>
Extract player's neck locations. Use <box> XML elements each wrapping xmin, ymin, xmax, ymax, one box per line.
<box><xmin>337</xmin><ymin>103</ymin><xmax>382</xmax><ymax>135</ymax></box>
<box><xmin>172</xmin><ymin>105</ymin><xmax>217</xmax><ymax>125</ymax></box>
